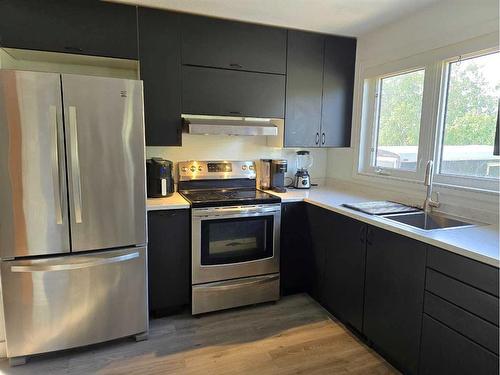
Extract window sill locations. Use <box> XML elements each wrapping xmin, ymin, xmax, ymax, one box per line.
<box><xmin>355</xmin><ymin>170</ymin><xmax>500</xmax><ymax>196</ymax></box>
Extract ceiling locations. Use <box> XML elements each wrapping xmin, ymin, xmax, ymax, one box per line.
<box><xmin>109</xmin><ymin>0</ymin><xmax>440</xmax><ymax>36</ymax></box>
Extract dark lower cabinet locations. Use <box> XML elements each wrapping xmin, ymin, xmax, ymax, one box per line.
<box><xmin>182</xmin><ymin>66</ymin><xmax>285</xmax><ymax>118</ymax></box>
<box><xmin>420</xmin><ymin>315</ymin><xmax>499</xmax><ymax>375</ymax></box>
<box><xmin>322</xmin><ymin>214</ymin><xmax>367</xmax><ymax>332</ymax></box>
<box><xmin>0</xmin><ymin>0</ymin><xmax>138</xmax><ymax>59</ymax></box>
<box><xmin>306</xmin><ymin>204</ymin><xmax>334</xmax><ymax>303</ymax></box>
<box><xmin>138</xmin><ymin>8</ymin><xmax>182</xmax><ymax>146</ymax></box>
<box><xmin>280</xmin><ymin>202</ymin><xmax>311</xmax><ymax>296</ymax></box>
<box><xmin>147</xmin><ymin>209</ymin><xmax>190</xmax><ymax>315</ymax></box>
<box><xmin>363</xmin><ymin>226</ymin><xmax>427</xmax><ymax>375</ymax></box>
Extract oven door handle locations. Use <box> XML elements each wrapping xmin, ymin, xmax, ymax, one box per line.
<box><xmin>193</xmin><ymin>205</ymin><xmax>280</xmax><ymax>218</ymax></box>
<box><xmin>204</xmin><ymin>274</ymin><xmax>279</xmax><ymax>291</ymax></box>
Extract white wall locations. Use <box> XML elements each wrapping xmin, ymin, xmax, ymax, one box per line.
<box><xmin>325</xmin><ymin>0</ymin><xmax>500</xmax><ymax>222</ymax></box>
<box><xmin>327</xmin><ymin>0</ymin><xmax>500</xmax><ymax>184</ymax></box>
<box><xmin>147</xmin><ymin>134</ymin><xmax>328</xmax><ymax>187</ymax></box>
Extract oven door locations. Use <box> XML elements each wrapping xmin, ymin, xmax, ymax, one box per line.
<box><xmin>192</xmin><ymin>204</ymin><xmax>281</xmax><ymax>284</ymax></box>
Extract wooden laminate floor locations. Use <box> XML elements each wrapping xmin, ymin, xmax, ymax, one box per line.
<box><xmin>0</xmin><ymin>294</ymin><xmax>398</xmax><ymax>375</ymax></box>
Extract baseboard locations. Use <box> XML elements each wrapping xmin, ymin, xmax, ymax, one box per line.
<box><xmin>0</xmin><ymin>341</ymin><xmax>6</xmax><ymax>358</ymax></box>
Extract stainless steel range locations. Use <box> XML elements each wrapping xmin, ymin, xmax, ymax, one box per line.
<box><xmin>178</xmin><ymin>160</ymin><xmax>281</xmax><ymax>315</ymax></box>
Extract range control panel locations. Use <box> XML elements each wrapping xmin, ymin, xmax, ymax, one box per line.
<box><xmin>178</xmin><ymin>160</ymin><xmax>256</xmax><ymax>181</ymax></box>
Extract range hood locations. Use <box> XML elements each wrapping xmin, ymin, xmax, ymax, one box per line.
<box><xmin>183</xmin><ymin>115</ymin><xmax>278</xmax><ymax>136</ymax></box>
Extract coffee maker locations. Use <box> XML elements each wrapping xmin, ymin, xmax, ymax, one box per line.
<box><xmin>270</xmin><ymin>159</ymin><xmax>287</xmax><ymax>193</ymax></box>
<box><xmin>146</xmin><ymin>158</ymin><xmax>174</xmax><ymax>197</ymax></box>
<box><xmin>294</xmin><ymin>151</ymin><xmax>313</xmax><ymax>189</ymax></box>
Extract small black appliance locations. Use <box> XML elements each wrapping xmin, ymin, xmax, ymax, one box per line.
<box><xmin>146</xmin><ymin>158</ymin><xmax>174</xmax><ymax>198</ymax></box>
<box><xmin>271</xmin><ymin>159</ymin><xmax>287</xmax><ymax>193</ymax></box>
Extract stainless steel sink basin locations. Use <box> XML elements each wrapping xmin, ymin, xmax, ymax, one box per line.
<box><xmin>382</xmin><ymin>211</ymin><xmax>476</xmax><ymax>230</ymax></box>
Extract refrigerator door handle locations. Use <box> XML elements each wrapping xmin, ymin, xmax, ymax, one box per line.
<box><xmin>10</xmin><ymin>251</ymin><xmax>140</xmax><ymax>273</ymax></box>
<box><xmin>50</xmin><ymin>105</ymin><xmax>63</xmax><ymax>225</ymax></box>
<box><xmin>68</xmin><ymin>106</ymin><xmax>83</xmax><ymax>223</ymax></box>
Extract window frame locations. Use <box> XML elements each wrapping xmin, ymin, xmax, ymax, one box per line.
<box><xmin>360</xmin><ymin>65</ymin><xmax>433</xmax><ymax>182</ymax></box>
<box><xmin>357</xmin><ymin>38</ymin><xmax>500</xmax><ymax>194</ymax></box>
<box><xmin>433</xmin><ymin>49</ymin><xmax>500</xmax><ymax>191</ymax></box>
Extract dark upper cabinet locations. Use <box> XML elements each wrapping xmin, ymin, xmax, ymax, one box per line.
<box><xmin>0</xmin><ymin>0</ymin><xmax>138</xmax><ymax>59</ymax></box>
<box><xmin>138</xmin><ymin>8</ymin><xmax>182</xmax><ymax>146</ymax></box>
<box><xmin>182</xmin><ymin>66</ymin><xmax>285</xmax><ymax>118</ymax></box>
<box><xmin>363</xmin><ymin>226</ymin><xmax>427</xmax><ymax>375</ymax></box>
<box><xmin>147</xmin><ymin>209</ymin><xmax>190</xmax><ymax>315</ymax></box>
<box><xmin>181</xmin><ymin>15</ymin><xmax>287</xmax><ymax>74</ymax></box>
<box><xmin>284</xmin><ymin>32</ymin><xmax>356</xmax><ymax>148</ymax></box>
<box><xmin>280</xmin><ymin>202</ymin><xmax>311</xmax><ymax>296</ymax></box>
<box><xmin>285</xmin><ymin>31</ymin><xmax>325</xmax><ymax>147</ymax></box>
<box><xmin>323</xmin><ymin>214</ymin><xmax>367</xmax><ymax>332</ymax></box>
<box><xmin>321</xmin><ymin>36</ymin><xmax>356</xmax><ymax>147</ymax></box>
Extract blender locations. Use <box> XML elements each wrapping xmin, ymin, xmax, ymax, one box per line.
<box><xmin>294</xmin><ymin>151</ymin><xmax>313</xmax><ymax>189</ymax></box>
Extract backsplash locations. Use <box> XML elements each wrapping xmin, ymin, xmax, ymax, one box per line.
<box><xmin>146</xmin><ymin>134</ymin><xmax>328</xmax><ymax>187</ymax></box>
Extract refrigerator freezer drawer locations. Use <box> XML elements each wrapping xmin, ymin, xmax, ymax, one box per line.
<box><xmin>0</xmin><ymin>247</ymin><xmax>148</xmax><ymax>358</ymax></box>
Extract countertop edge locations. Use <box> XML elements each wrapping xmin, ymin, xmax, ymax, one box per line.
<box><xmin>146</xmin><ymin>193</ymin><xmax>190</xmax><ymax>211</ymax></box>
<box><xmin>303</xmin><ymin>198</ymin><xmax>499</xmax><ymax>268</ymax></box>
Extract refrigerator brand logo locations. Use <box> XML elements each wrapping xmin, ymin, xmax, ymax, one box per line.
<box><xmin>120</xmin><ymin>90</ymin><xmax>127</xmax><ymax>98</ymax></box>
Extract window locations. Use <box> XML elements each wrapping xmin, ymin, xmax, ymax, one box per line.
<box><xmin>438</xmin><ymin>52</ymin><xmax>500</xmax><ymax>179</ymax></box>
<box><xmin>375</xmin><ymin>70</ymin><xmax>425</xmax><ymax>171</ymax></box>
<box><xmin>359</xmin><ymin>44</ymin><xmax>500</xmax><ymax>192</ymax></box>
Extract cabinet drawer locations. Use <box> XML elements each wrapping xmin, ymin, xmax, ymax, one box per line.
<box><xmin>428</xmin><ymin>246</ymin><xmax>499</xmax><ymax>297</ymax></box>
<box><xmin>182</xmin><ymin>66</ymin><xmax>285</xmax><ymax>118</ymax></box>
<box><xmin>424</xmin><ymin>292</ymin><xmax>498</xmax><ymax>354</ymax></box>
<box><xmin>420</xmin><ymin>315</ymin><xmax>498</xmax><ymax>375</ymax></box>
<box><xmin>426</xmin><ymin>269</ymin><xmax>499</xmax><ymax>325</ymax></box>
<box><xmin>181</xmin><ymin>15</ymin><xmax>286</xmax><ymax>74</ymax></box>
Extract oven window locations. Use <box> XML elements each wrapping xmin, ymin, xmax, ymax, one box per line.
<box><xmin>201</xmin><ymin>216</ymin><xmax>274</xmax><ymax>265</ymax></box>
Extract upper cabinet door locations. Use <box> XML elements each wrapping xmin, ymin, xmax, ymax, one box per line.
<box><xmin>0</xmin><ymin>0</ymin><xmax>138</xmax><ymax>59</ymax></box>
<box><xmin>62</xmin><ymin>75</ymin><xmax>146</xmax><ymax>252</ymax></box>
<box><xmin>182</xmin><ymin>66</ymin><xmax>285</xmax><ymax>118</ymax></box>
<box><xmin>284</xmin><ymin>31</ymin><xmax>325</xmax><ymax>147</ymax></box>
<box><xmin>138</xmin><ymin>8</ymin><xmax>182</xmax><ymax>146</ymax></box>
<box><xmin>181</xmin><ymin>15</ymin><xmax>287</xmax><ymax>74</ymax></box>
<box><xmin>320</xmin><ymin>36</ymin><xmax>356</xmax><ymax>147</ymax></box>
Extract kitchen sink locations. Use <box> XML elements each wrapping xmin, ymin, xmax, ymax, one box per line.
<box><xmin>382</xmin><ymin>211</ymin><xmax>476</xmax><ymax>230</ymax></box>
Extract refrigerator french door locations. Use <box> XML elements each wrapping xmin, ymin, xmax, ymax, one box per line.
<box><xmin>0</xmin><ymin>70</ymin><xmax>147</xmax><ymax>361</ymax></box>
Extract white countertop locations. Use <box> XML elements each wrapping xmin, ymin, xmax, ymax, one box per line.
<box><xmin>266</xmin><ymin>186</ymin><xmax>500</xmax><ymax>267</ymax></box>
<box><xmin>147</xmin><ymin>193</ymin><xmax>190</xmax><ymax>211</ymax></box>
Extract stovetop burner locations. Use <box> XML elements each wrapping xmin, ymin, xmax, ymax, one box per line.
<box><xmin>180</xmin><ymin>188</ymin><xmax>280</xmax><ymax>208</ymax></box>
<box><xmin>177</xmin><ymin>160</ymin><xmax>281</xmax><ymax>208</ymax></box>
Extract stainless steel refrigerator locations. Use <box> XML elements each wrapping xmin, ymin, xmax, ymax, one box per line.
<box><xmin>0</xmin><ymin>70</ymin><xmax>148</xmax><ymax>363</ymax></box>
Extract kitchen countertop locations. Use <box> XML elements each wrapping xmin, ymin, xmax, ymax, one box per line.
<box><xmin>266</xmin><ymin>186</ymin><xmax>500</xmax><ymax>267</ymax></box>
<box><xmin>147</xmin><ymin>193</ymin><xmax>190</xmax><ymax>211</ymax></box>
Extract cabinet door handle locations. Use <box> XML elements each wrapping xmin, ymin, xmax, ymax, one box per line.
<box><xmin>315</xmin><ymin>132</ymin><xmax>320</xmax><ymax>145</ymax></box>
<box><xmin>64</xmin><ymin>46</ymin><xmax>83</xmax><ymax>53</ymax></box>
<box><xmin>322</xmin><ymin>133</ymin><xmax>326</xmax><ymax>145</ymax></box>
<box><xmin>229</xmin><ymin>63</ymin><xmax>243</xmax><ymax>69</ymax></box>
<box><xmin>229</xmin><ymin>111</ymin><xmax>242</xmax><ymax>115</ymax></box>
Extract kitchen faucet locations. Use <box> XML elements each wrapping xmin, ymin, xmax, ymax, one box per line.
<box><xmin>423</xmin><ymin>160</ymin><xmax>440</xmax><ymax>213</ymax></box>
